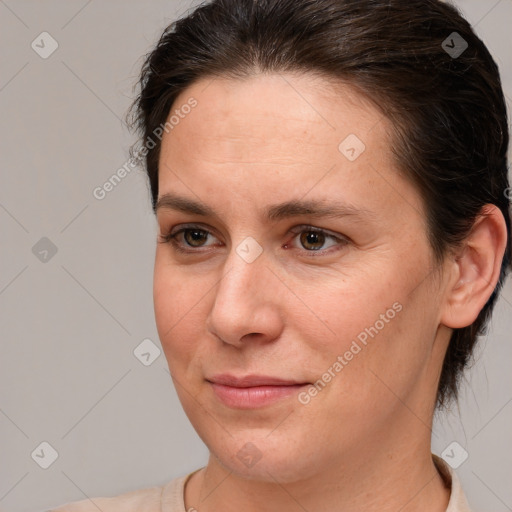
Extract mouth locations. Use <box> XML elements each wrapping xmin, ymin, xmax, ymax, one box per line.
<box><xmin>206</xmin><ymin>374</ymin><xmax>310</xmax><ymax>409</ymax></box>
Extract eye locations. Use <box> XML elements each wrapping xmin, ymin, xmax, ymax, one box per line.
<box><xmin>286</xmin><ymin>225</ymin><xmax>348</xmax><ymax>255</ymax></box>
<box><xmin>158</xmin><ymin>223</ymin><xmax>349</xmax><ymax>257</ymax></box>
<box><xmin>158</xmin><ymin>224</ymin><xmax>220</xmax><ymax>252</ymax></box>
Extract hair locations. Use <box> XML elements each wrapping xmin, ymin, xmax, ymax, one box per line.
<box><xmin>129</xmin><ymin>0</ymin><xmax>511</xmax><ymax>409</ymax></box>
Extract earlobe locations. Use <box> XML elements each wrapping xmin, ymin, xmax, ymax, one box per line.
<box><xmin>441</xmin><ymin>204</ymin><xmax>508</xmax><ymax>329</ymax></box>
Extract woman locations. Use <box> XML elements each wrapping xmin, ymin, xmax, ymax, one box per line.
<box><xmin>52</xmin><ymin>0</ymin><xmax>511</xmax><ymax>510</ymax></box>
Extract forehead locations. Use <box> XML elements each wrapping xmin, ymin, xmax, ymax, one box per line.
<box><xmin>159</xmin><ymin>72</ymin><xmax>391</xmax><ymax>169</ymax></box>
<box><xmin>155</xmin><ymin>73</ymin><xmax>426</xmax><ymax>228</ymax></box>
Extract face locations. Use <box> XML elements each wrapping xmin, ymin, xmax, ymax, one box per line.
<box><xmin>154</xmin><ymin>73</ymin><xmax>449</xmax><ymax>482</ymax></box>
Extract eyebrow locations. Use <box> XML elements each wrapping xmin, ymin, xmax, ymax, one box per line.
<box><xmin>155</xmin><ymin>192</ymin><xmax>376</xmax><ymax>222</ymax></box>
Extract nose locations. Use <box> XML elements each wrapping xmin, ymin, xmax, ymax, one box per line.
<box><xmin>205</xmin><ymin>242</ymin><xmax>284</xmax><ymax>347</ymax></box>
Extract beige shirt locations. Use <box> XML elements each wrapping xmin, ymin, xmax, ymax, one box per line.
<box><xmin>50</xmin><ymin>454</ymin><xmax>472</xmax><ymax>511</ymax></box>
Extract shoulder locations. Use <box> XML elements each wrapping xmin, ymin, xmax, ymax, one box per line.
<box><xmin>48</xmin><ymin>471</ymin><xmax>200</xmax><ymax>512</ymax></box>
<box><xmin>49</xmin><ymin>484</ymin><xmax>164</xmax><ymax>512</ymax></box>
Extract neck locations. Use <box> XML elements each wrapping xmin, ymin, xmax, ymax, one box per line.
<box><xmin>185</xmin><ymin>436</ymin><xmax>450</xmax><ymax>512</ymax></box>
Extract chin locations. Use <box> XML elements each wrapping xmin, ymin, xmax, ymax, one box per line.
<box><xmin>203</xmin><ymin>429</ymin><xmax>327</xmax><ymax>484</ymax></box>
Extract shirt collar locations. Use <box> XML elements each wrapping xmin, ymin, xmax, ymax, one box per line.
<box><xmin>433</xmin><ymin>453</ymin><xmax>472</xmax><ymax>512</ymax></box>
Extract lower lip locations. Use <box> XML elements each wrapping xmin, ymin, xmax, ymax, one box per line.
<box><xmin>210</xmin><ymin>382</ymin><xmax>307</xmax><ymax>408</ymax></box>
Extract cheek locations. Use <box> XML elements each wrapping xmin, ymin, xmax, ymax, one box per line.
<box><xmin>291</xmin><ymin>266</ymin><xmax>404</xmax><ymax>358</ymax></box>
<box><xmin>295</xmin><ymin>262</ymin><xmax>433</xmax><ymax>392</ymax></box>
<box><xmin>317</xmin><ymin>289</ymin><xmax>436</xmax><ymax>417</ymax></box>
<box><xmin>153</xmin><ymin>258</ymin><xmax>207</xmax><ymax>368</ymax></box>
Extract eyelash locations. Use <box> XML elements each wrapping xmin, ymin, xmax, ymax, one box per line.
<box><xmin>158</xmin><ymin>224</ymin><xmax>349</xmax><ymax>257</ymax></box>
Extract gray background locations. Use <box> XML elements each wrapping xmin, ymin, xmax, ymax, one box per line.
<box><xmin>0</xmin><ymin>1</ymin><xmax>510</xmax><ymax>511</ymax></box>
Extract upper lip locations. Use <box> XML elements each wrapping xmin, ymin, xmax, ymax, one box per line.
<box><xmin>207</xmin><ymin>374</ymin><xmax>307</xmax><ymax>387</ymax></box>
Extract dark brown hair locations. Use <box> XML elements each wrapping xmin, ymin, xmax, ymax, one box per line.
<box><xmin>130</xmin><ymin>0</ymin><xmax>511</xmax><ymax>409</ymax></box>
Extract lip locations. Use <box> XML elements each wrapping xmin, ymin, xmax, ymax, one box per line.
<box><xmin>208</xmin><ymin>374</ymin><xmax>306</xmax><ymax>387</ymax></box>
<box><xmin>207</xmin><ymin>374</ymin><xmax>309</xmax><ymax>409</ymax></box>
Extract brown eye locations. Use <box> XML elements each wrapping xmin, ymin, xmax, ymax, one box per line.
<box><xmin>299</xmin><ymin>230</ymin><xmax>326</xmax><ymax>251</ymax></box>
<box><xmin>287</xmin><ymin>225</ymin><xmax>349</xmax><ymax>257</ymax></box>
<box><xmin>183</xmin><ymin>229</ymin><xmax>209</xmax><ymax>247</ymax></box>
<box><xmin>158</xmin><ymin>224</ymin><xmax>221</xmax><ymax>253</ymax></box>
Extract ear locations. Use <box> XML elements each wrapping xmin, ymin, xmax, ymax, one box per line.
<box><xmin>441</xmin><ymin>204</ymin><xmax>509</xmax><ymax>329</ymax></box>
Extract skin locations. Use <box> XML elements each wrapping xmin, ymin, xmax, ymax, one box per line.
<box><xmin>153</xmin><ymin>73</ymin><xmax>508</xmax><ymax>511</ymax></box>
